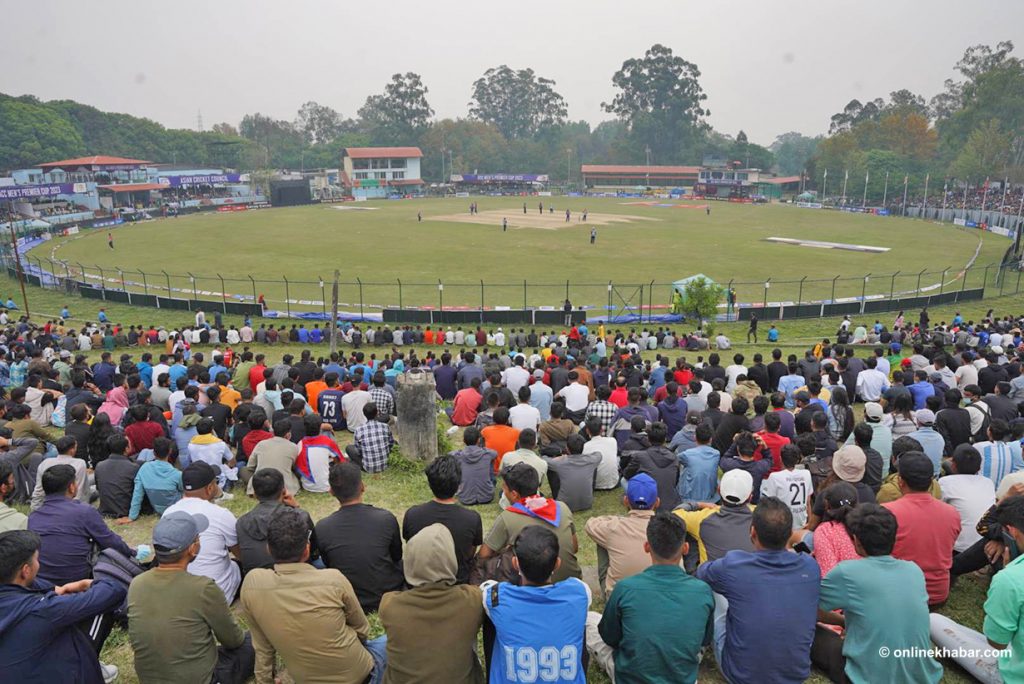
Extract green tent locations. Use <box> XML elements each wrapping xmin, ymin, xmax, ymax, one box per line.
<box><xmin>796</xmin><ymin>191</ymin><xmax>817</xmax><ymax>200</ymax></box>
<box><xmin>671</xmin><ymin>274</ymin><xmax>716</xmax><ymax>294</ymax></box>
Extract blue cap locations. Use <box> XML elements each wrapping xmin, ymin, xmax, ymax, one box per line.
<box><xmin>627</xmin><ymin>473</ymin><xmax>658</xmax><ymax>510</ymax></box>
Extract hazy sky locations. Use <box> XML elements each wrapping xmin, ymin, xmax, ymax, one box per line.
<box><xmin>3</xmin><ymin>1</ymin><xmax>1023</xmax><ymax>146</ymax></box>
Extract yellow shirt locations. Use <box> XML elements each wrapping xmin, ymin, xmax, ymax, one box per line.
<box><xmin>218</xmin><ymin>386</ymin><xmax>241</xmax><ymax>411</ymax></box>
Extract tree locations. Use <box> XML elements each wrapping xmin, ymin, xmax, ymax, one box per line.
<box><xmin>0</xmin><ymin>95</ymin><xmax>84</xmax><ymax>170</ymax></box>
<box><xmin>770</xmin><ymin>132</ymin><xmax>821</xmax><ymax>175</ymax></box>
<box><xmin>469</xmin><ymin>66</ymin><xmax>567</xmax><ymax>139</ymax></box>
<box><xmin>359</xmin><ymin>73</ymin><xmax>434</xmax><ymax>144</ymax></box>
<box><xmin>884</xmin><ymin>90</ymin><xmax>928</xmax><ymax>118</ymax></box>
<box><xmin>239</xmin><ymin>114</ymin><xmax>303</xmax><ymax>167</ymax></box>
<box><xmin>948</xmin><ymin>119</ymin><xmax>1013</xmax><ymax>181</ymax></box>
<box><xmin>295</xmin><ymin>102</ymin><xmax>343</xmax><ymax>145</ymax></box>
<box><xmin>210</xmin><ymin>122</ymin><xmax>238</xmax><ymax>136</ymax></box>
<box><xmin>680</xmin><ymin>277</ymin><xmax>724</xmax><ymax>330</ymax></box>
<box><xmin>931</xmin><ymin>41</ymin><xmax>1017</xmax><ymax>121</ymax></box>
<box><xmin>828</xmin><ymin>98</ymin><xmax>884</xmax><ymax>134</ymax></box>
<box><xmin>602</xmin><ymin>44</ymin><xmax>709</xmax><ymax>163</ymax></box>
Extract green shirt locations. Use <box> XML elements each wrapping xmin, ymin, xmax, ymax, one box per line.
<box><xmin>484</xmin><ymin>502</ymin><xmax>580</xmax><ymax>583</ymax></box>
<box><xmin>819</xmin><ymin>556</ymin><xmax>941</xmax><ymax>684</ymax></box>
<box><xmin>127</xmin><ymin>569</ymin><xmax>245</xmax><ymax>684</ymax></box>
<box><xmin>598</xmin><ymin>564</ymin><xmax>714</xmax><ymax>684</ymax></box>
<box><xmin>984</xmin><ymin>553</ymin><xmax>1024</xmax><ymax>681</ymax></box>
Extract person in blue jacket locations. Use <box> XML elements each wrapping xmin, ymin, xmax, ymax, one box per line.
<box><xmin>0</xmin><ymin>529</ymin><xmax>126</xmax><ymax>683</ymax></box>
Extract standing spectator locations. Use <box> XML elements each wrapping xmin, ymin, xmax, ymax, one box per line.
<box><xmin>380</xmin><ymin>524</ymin><xmax>485</xmax><ymax>683</ymax></box>
<box><xmin>587</xmin><ymin>512</ymin><xmax>714</xmax><ymax>684</ymax></box>
<box><xmin>883</xmin><ymin>452</ymin><xmax>961</xmax><ymax>606</ymax></box>
<box><xmin>315</xmin><ymin>462</ymin><xmax>404</xmax><ymax>613</ymax></box>
<box><xmin>128</xmin><ymin>511</ymin><xmax>254</xmax><ymax>684</ymax></box>
<box><xmin>481</xmin><ymin>526</ymin><xmax>590</xmax><ymax>684</ymax></box>
<box><xmin>402</xmin><ymin>455</ymin><xmax>484</xmax><ymax>585</ymax></box>
<box><xmin>697</xmin><ymin>498</ymin><xmax>820</xmax><ymax>684</ymax></box>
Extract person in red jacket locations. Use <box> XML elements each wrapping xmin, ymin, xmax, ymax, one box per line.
<box><xmin>447</xmin><ymin>377</ymin><xmax>483</xmax><ymax>426</ymax></box>
<box><xmin>755</xmin><ymin>411</ymin><xmax>792</xmax><ymax>472</ymax></box>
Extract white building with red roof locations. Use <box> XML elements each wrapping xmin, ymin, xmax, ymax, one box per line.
<box><xmin>341</xmin><ymin>147</ymin><xmax>423</xmax><ymax>198</ymax></box>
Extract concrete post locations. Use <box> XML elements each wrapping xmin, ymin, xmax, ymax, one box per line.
<box><xmin>395</xmin><ymin>369</ymin><xmax>439</xmax><ymax>462</ymax></box>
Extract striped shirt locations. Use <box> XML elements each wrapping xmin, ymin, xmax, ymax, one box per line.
<box><xmin>974</xmin><ymin>440</ymin><xmax>1024</xmax><ymax>489</ymax></box>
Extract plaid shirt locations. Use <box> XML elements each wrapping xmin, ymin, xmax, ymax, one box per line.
<box><xmin>585</xmin><ymin>399</ymin><xmax>618</xmax><ymax>437</ymax></box>
<box><xmin>368</xmin><ymin>386</ymin><xmax>395</xmax><ymax>418</ymax></box>
<box><xmin>353</xmin><ymin>420</ymin><xmax>394</xmax><ymax>473</ymax></box>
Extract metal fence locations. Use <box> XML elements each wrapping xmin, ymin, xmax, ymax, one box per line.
<box><xmin>6</xmin><ymin>250</ymin><xmax>1021</xmax><ymax>323</ymax></box>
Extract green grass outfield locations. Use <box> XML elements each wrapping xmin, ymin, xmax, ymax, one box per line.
<box><xmin>2</xmin><ymin>273</ymin><xmax>1012</xmax><ymax>682</ymax></box>
<box><xmin>27</xmin><ymin>197</ymin><xmax>1010</xmax><ymax>316</ymax></box>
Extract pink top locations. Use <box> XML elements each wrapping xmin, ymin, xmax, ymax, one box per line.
<box><xmin>813</xmin><ymin>520</ymin><xmax>861</xmax><ymax>577</ymax></box>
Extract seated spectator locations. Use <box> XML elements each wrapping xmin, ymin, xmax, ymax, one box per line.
<box><xmin>883</xmin><ymin>451</ymin><xmax>961</xmax><ymax>606</ymax></box>
<box><xmin>760</xmin><ymin>443</ymin><xmax>813</xmax><ymax>528</ymax></box>
<box><xmin>622</xmin><ymin>421</ymin><xmax>680</xmax><ymax>510</ymax></box>
<box><xmin>940</xmin><ymin>444</ymin><xmax>997</xmax><ymax>555</ymax></box>
<box><xmin>124</xmin><ymin>404</ymin><xmax>164</xmax><ymax>456</ymax></box>
<box><xmin>345</xmin><ymin>403</ymin><xmax>393</xmax><ymax>474</ymax></box>
<box><xmin>9</xmin><ymin>402</ymin><xmax>55</xmax><ymax>457</ymax></box>
<box><xmin>0</xmin><ymin>529</ymin><xmax>126</xmax><ymax>684</ymax></box>
<box><xmin>245</xmin><ymin>418</ymin><xmax>301</xmax><ymax>495</ymax></box>
<box><xmin>811</xmin><ymin>482</ymin><xmax>862</xmax><ymax>576</ymax></box>
<box><xmin>481</xmin><ymin>525</ymin><xmax>590</xmax><ymax>684</ymax></box>
<box><xmin>381</xmin><ymin>523</ymin><xmax>485</xmax><ymax>683</ymax></box>
<box><xmin>123</xmin><ymin>436</ymin><xmax>182</xmax><ymax>522</ymax></box>
<box><xmin>239</xmin><ymin>409</ymin><xmax>273</xmax><ymax>461</ymax></box>
<box><xmin>449</xmin><ymin>426</ymin><xmax>498</xmax><ymax>505</ymax></box>
<box><xmin>720</xmin><ymin>432</ymin><xmax>773</xmax><ymax>504</ymax></box>
<box><xmin>675</xmin><ymin>470</ymin><xmax>755</xmax><ymax>566</ymax></box>
<box><xmin>128</xmin><ymin>511</ymin><xmax>254</xmax><ymax>684</ymax></box>
<box><xmin>906</xmin><ymin>409</ymin><xmax>945</xmax><ymax>477</ymax></box>
<box><xmin>241</xmin><ymin>507</ymin><xmax>386</xmax><ymax>683</ymax></box>
<box><xmin>932</xmin><ymin>494</ymin><xmax>1024</xmax><ymax>684</ymax></box>
<box><xmin>30</xmin><ymin>435</ymin><xmax>89</xmax><ymax>512</ymax></box>
<box><xmin>974</xmin><ymin>419</ymin><xmax>1024</xmax><ymax>490</ymax></box>
<box><xmin>315</xmin><ymin>462</ymin><xmax>404</xmax><ymax>613</ymax></box>
<box><xmin>236</xmin><ymin>469</ymin><xmax>318</xmax><ymax>575</ymax></box>
<box><xmin>538</xmin><ymin>401</ymin><xmax>576</xmax><ymax>454</ymax></box>
<box><xmin>188</xmin><ymin>418</ymin><xmax>238</xmax><ymax>491</ymax></box>
<box><xmin>448</xmin><ymin>377</ymin><xmax>482</xmax><ymax>427</ymax></box>
<box><xmin>480</xmin><ymin>407</ymin><xmax>520</xmax><ymax>472</ymax></box>
<box><xmin>94</xmin><ymin>434</ymin><xmax>139</xmax><ymax>518</ymax></box>
<box><xmin>697</xmin><ymin>498</ymin><xmax>820</xmax><ymax>683</ymax></box>
<box><xmin>815</xmin><ymin>504</ymin><xmax>943</xmax><ymax>683</ymax></box>
<box><xmin>509</xmin><ymin>385</ymin><xmax>542</xmax><ymax>432</ymax></box>
<box><xmin>582</xmin><ymin>417</ymin><xmax>619</xmax><ymax>490</ymax></box>
<box><xmin>162</xmin><ymin>462</ymin><xmax>242</xmax><ymax>603</ymax></box>
<box><xmin>498</xmin><ymin>429</ymin><xmax>548</xmax><ymax>506</ymax></box>
<box><xmin>478</xmin><ymin>462</ymin><xmax>581</xmax><ymax>583</ymax></box>
<box><xmin>585</xmin><ymin>473</ymin><xmax>659</xmax><ymax>598</ymax></box>
<box><xmin>678</xmin><ymin>422</ymin><xmax>721</xmax><ymax>503</ymax></box>
<box><xmin>0</xmin><ymin>461</ymin><xmax>27</xmax><ymax>531</ymax></box>
<box><xmin>877</xmin><ymin>436</ymin><xmax>941</xmax><ymax>503</ymax></box>
<box><xmin>173</xmin><ymin>399</ymin><xmax>202</xmax><ymax>467</ymax></box>
<box><xmin>587</xmin><ymin>512</ymin><xmax>714</xmax><ymax>684</ymax></box>
<box><xmin>28</xmin><ymin>464</ymin><xmax>134</xmax><ymax>586</ymax></box>
<box><xmin>402</xmin><ymin>455</ymin><xmax>483</xmax><ymax>585</ymax></box>
<box><xmin>543</xmin><ymin>433</ymin><xmax>602</xmax><ymax>512</ymax></box>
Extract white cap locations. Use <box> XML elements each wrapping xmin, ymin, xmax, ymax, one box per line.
<box><xmin>720</xmin><ymin>470</ymin><xmax>753</xmax><ymax>504</ymax></box>
<box><xmin>992</xmin><ymin>345</ymin><xmax>1004</xmax><ymax>355</ymax></box>
<box><xmin>915</xmin><ymin>409</ymin><xmax>936</xmax><ymax>426</ymax></box>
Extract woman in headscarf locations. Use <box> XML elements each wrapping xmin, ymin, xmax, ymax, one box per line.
<box><xmin>97</xmin><ymin>384</ymin><xmax>129</xmax><ymax>426</ymax></box>
<box><xmin>378</xmin><ymin>524</ymin><xmax>484</xmax><ymax>684</ymax></box>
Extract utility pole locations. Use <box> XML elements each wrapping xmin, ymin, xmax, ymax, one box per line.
<box><xmin>329</xmin><ymin>269</ymin><xmax>340</xmax><ymax>355</ymax></box>
<box><xmin>7</xmin><ymin>222</ymin><xmax>29</xmax><ymax>319</ymax></box>
<box><xmin>645</xmin><ymin>146</ymin><xmax>651</xmax><ymax>187</ymax></box>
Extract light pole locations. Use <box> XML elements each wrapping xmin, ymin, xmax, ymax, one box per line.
<box><xmin>566</xmin><ymin>149</ymin><xmax>572</xmax><ymax>188</ymax></box>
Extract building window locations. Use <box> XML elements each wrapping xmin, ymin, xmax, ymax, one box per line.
<box><xmin>353</xmin><ymin>159</ymin><xmax>369</xmax><ymax>170</ymax></box>
<box><xmin>392</xmin><ymin>171</ymin><xmax>404</xmax><ymax>180</ymax></box>
<box><xmin>375</xmin><ymin>172</ymin><xmax>386</xmax><ymax>180</ymax></box>
<box><xmin>389</xmin><ymin>158</ymin><xmax>406</xmax><ymax>169</ymax></box>
<box><xmin>737</xmin><ymin>172</ymin><xmax>748</xmax><ymax>180</ymax></box>
<box><xmin>354</xmin><ymin>172</ymin><xmax>369</xmax><ymax>180</ymax></box>
<box><xmin>371</xmin><ymin>159</ymin><xmax>389</xmax><ymax>169</ymax></box>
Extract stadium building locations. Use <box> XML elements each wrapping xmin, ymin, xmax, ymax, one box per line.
<box><xmin>581</xmin><ymin>164</ymin><xmax>700</xmax><ymax>192</ymax></box>
<box><xmin>341</xmin><ymin>147</ymin><xmax>424</xmax><ymax>199</ymax></box>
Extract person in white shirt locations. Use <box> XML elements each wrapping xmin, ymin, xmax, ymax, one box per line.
<box><xmin>954</xmin><ymin>352</ymin><xmax>979</xmax><ymax>390</ymax></box>
<box><xmin>77</xmin><ymin>331</ymin><xmax>92</xmax><ymax>351</ymax></box>
<box><xmin>724</xmin><ymin>354</ymin><xmax>748</xmax><ymax>393</ymax></box>
<box><xmin>225</xmin><ymin>327</ymin><xmax>241</xmax><ymax>345</ymax></box>
<box><xmin>187</xmin><ymin>419</ymin><xmax>238</xmax><ymax>489</ymax></box>
<box><xmin>341</xmin><ymin>386</ymin><xmax>372</xmax><ymax>432</ymax></box>
<box><xmin>162</xmin><ymin>461</ymin><xmax>240</xmax><ymax>603</ymax></box>
<box><xmin>501</xmin><ymin>358</ymin><xmax>531</xmax><ymax>396</ymax></box>
<box><xmin>453</xmin><ymin>328</ymin><xmax>465</xmax><ymax>345</ymax></box>
<box><xmin>928</xmin><ymin>357</ymin><xmax>956</xmax><ymax>390</ymax></box>
<box><xmin>583</xmin><ymin>417</ymin><xmax>620</xmax><ymax>490</ymax></box>
<box><xmin>715</xmin><ymin>334</ymin><xmax>731</xmax><ymax>350</ymax></box>
<box><xmin>556</xmin><ymin>372</ymin><xmax>590</xmax><ymax>417</ymax></box>
<box><xmin>759</xmin><ymin>444</ymin><xmax>813</xmax><ymax>529</ymax></box>
<box><xmin>939</xmin><ymin>444</ymin><xmax>997</xmax><ymax>553</ymax></box>
<box><xmin>150</xmin><ymin>356</ymin><xmax>171</xmax><ymax>390</ymax></box>
<box><xmin>445</xmin><ymin>327</ymin><xmax>454</xmax><ymax>344</ymax></box>
<box><xmin>854</xmin><ymin>356</ymin><xmax>890</xmax><ymax>402</ymax></box>
<box><xmin>494</xmin><ymin>328</ymin><xmax>506</xmax><ymax>348</ymax></box>
<box><xmin>509</xmin><ymin>387</ymin><xmax>542</xmax><ymax>432</ymax></box>
<box><xmin>873</xmin><ymin>348</ymin><xmax>891</xmax><ymax>378</ymax></box>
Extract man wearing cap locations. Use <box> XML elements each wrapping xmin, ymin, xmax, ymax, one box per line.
<box><xmin>161</xmin><ymin>462</ymin><xmax>241</xmax><ymax>603</ymax></box>
<box><xmin>674</xmin><ymin>470</ymin><xmax>756</xmax><ymax>566</ymax></box>
<box><xmin>883</xmin><ymin>451</ymin><xmax>961</xmax><ymax>606</ymax></box>
<box><xmin>585</xmin><ymin>474</ymin><xmax>660</xmax><ymax>598</ymax></box>
<box><xmin>906</xmin><ymin>409</ymin><xmax>946</xmax><ymax>477</ymax></box>
<box><xmin>53</xmin><ymin>349</ymin><xmax>73</xmax><ymax>388</ymax></box>
<box><xmin>128</xmin><ymin>510</ymin><xmax>254</xmax><ymax>684</ymax></box>
<box><xmin>846</xmin><ymin>402</ymin><xmax>893</xmax><ymax>464</ymax></box>
<box><xmin>697</xmin><ymin>498</ymin><xmax>820</xmax><ymax>684</ymax></box>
